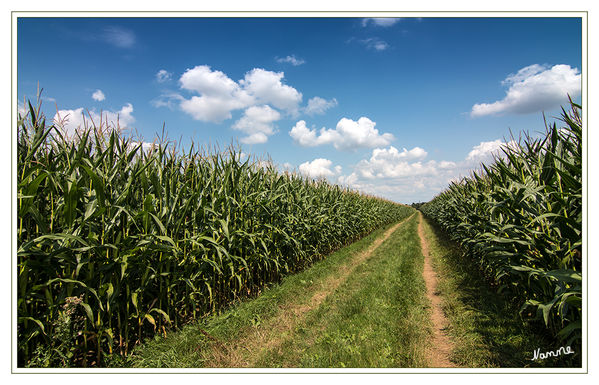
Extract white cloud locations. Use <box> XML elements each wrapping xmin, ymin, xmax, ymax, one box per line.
<box><xmin>350</xmin><ymin>146</ymin><xmax>435</xmax><ymax>180</ymax></box>
<box><xmin>471</xmin><ymin>64</ymin><xmax>581</xmax><ymax>117</ymax></box>
<box><xmin>361</xmin><ymin>18</ymin><xmax>401</xmax><ymax>27</ymax></box>
<box><xmin>466</xmin><ymin>139</ymin><xmax>505</xmax><ymax>161</ymax></box>
<box><xmin>304</xmin><ymin>97</ymin><xmax>338</xmax><ymax>115</ymax></box>
<box><xmin>290</xmin><ymin>117</ymin><xmax>394</xmax><ymax>150</ymax></box>
<box><xmin>116</xmin><ymin>104</ymin><xmax>135</xmax><ymax>126</ymax></box>
<box><xmin>438</xmin><ymin>160</ymin><xmax>457</xmax><ymax>169</ymax></box>
<box><xmin>502</xmin><ymin>64</ymin><xmax>546</xmax><ymax>85</ymax></box>
<box><xmin>254</xmin><ymin>160</ymin><xmax>276</xmax><ymax>170</ymax></box>
<box><xmin>53</xmin><ymin>103</ymin><xmax>135</xmax><ymax>137</ymax></box>
<box><xmin>351</xmin><ymin>141</ymin><xmax>514</xmax><ymax>183</ymax></box>
<box><xmin>127</xmin><ymin>140</ymin><xmax>158</xmax><ymax>155</ymax></box>
<box><xmin>359</xmin><ymin>38</ymin><xmax>389</xmax><ymax>51</ymax></box>
<box><xmin>180</xmin><ymin>95</ymin><xmax>245</xmax><ymax>123</ymax></box>
<box><xmin>337</xmin><ymin>172</ymin><xmax>359</xmax><ymax>187</ymax></box>
<box><xmin>178</xmin><ymin>65</ymin><xmax>253</xmax><ymax>122</ymax></box>
<box><xmin>151</xmin><ymin>91</ymin><xmax>185</xmax><ymax>110</ymax></box>
<box><xmin>176</xmin><ymin>65</ymin><xmax>302</xmax><ymax>126</ymax></box>
<box><xmin>338</xmin><ymin>170</ymin><xmax>456</xmax><ymax>203</ymax></box>
<box><xmin>335</xmin><ymin>138</ymin><xmax>520</xmax><ymax>203</ymax></box>
<box><xmin>102</xmin><ymin>26</ymin><xmax>136</xmax><ymax>48</ymax></box>
<box><xmin>276</xmin><ymin>55</ymin><xmax>305</xmax><ymax>66</ymax></box>
<box><xmin>232</xmin><ymin>105</ymin><xmax>281</xmax><ymax>144</ymax></box>
<box><xmin>280</xmin><ymin>162</ymin><xmax>294</xmax><ymax>172</ymax></box>
<box><xmin>466</xmin><ymin>139</ymin><xmax>518</xmax><ymax>165</ymax></box>
<box><xmin>180</xmin><ymin>65</ymin><xmax>244</xmax><ymax>98</ymax></box>
<box><xmin>141</xmin><ymin>141</ymin><xmax>156</xmax><ymax>152</ymax></box>
<box><xmin>371</xmin><ymin>146</ymin><xmax>428</xmax><ymax>162</ymax></box>
<box><xmin>239</xmin><ymin>68</ymin><xmax>302</xmax><ymax>114</ymax></box>
<box><xmin>156</xmin><ymin>69</ymin><xmax>172</xmax><ymax>83</ymax></box>
<box><xmin>354</xmin><ymin>146</ymin><xmax>439</xmax><ymax>180</ymax></box>
<box><xmin>299</xmin><ymin>158</ymin><xmax>342</xmax><ymax>179</ymax></box>
<box><xmin>92</xmin><ymin>89</ymin><xmax>105</xmax><ymax>101</ymax></box>
<box><xmin>289</xmin><ymin>121</ymin><xmax>320</xmax><ymax>146</ymax></box>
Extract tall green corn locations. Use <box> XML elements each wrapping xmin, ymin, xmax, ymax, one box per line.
<box><xmin>17</xmin><ymin>97</ymin><xmax>414</xmax><ymax>366</ymax></box>
<box><xmin>421</xmin><ymin>100</ymin><xmax>582</xmax><ymax>350</ymax></box>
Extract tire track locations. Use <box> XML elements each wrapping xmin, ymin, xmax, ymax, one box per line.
<box><xmin>418</xmin><ymin>212</ymin><xmax>455</xmax><ymax>368</ymax></box>
<box><xmin>206</xmin><ymin>214</ymin><xmax>415</xmax><ymax>367</ymax></box>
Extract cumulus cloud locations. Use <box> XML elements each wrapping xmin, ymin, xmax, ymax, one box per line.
<box><xmin>361</xmin><ymin>18</ymin><xmax>401</xmax><ymax>27</ymax></box>
<box><xmin>156</xmin><ymin>69</ymin><xmax>172</xmax><ymax>83</ymax></box>
<box><xmin>276</xmin><ymin>55</ymin><xmax>305</xmax><ymax>66</ymax></box>
<box><xmin>371</xmin><ymin>146</ymin><xmax>428</xmax><ymax>162</ymax></box>
<box><xmin>466</xmin><ymin>139</ymin><xmax>505</xmax><ymax>161</ymax></box>
<box><xmin>350</xmin><ymin>140</ymin><xmax>515</xmax><ymax>184</ymax></box>
<box><xmin>354</xmin><ymin>146</ymin><xmax>439</xmax><ymax>180</ymax></box>
<box><xmin>180</xmin><ymin>65</ymin><xmax>244</xmax><ymax>97</ymax></box>
<box><xmin>175</xmin><ymin>65</ymin><xmax>302</xmax><ymax>125</ymax></box>
<box><xmin>438</xmin><ymin>160</ymin><xmax>458</xmax><ymax>169</ymax></box>
<box><xmin>289</xmin><ymin>117</ymin><xmax>394</xmax><ymax>150</ymax></box>
<box><xmin>289</xmin><ymin>121</ymin><xmax>319</xmax><ymax>146</ymax></box>
<box><xmin>298</xmin><ymin>158</ymin><xmax>342</xmax><ymax>179</ymax></box>
<box><xmin>465</xmin><ymin>139</ymin><xmax>518</xmax><ymax>165</ymax></box>
<box><xmin>178</xmin><ymin>65</ymin><xmax>253</xmax><ymax>122</ymax></box>
<box><xmin>335</xmin><ymin>138</ymin><xmax>519</xmax><ymax>203</ymax></box>
<box><xmin>232</xmin><ymin>105</ymin><xmax>281</xmax><ymax>144</ymax></box>
<box><xmin>180</xmin><ymin>95</ymin><xmax>246</xmax><ymax>123</ymax></box>
<box><xmin>471</xmin><ymin>64</ymin><xmax>581</xmax><ymax>117</ymax></box>
<box><xmin>349</xmin><ymin>146</ymin><xmax>435</xmax><ymax>181</ymax></box>
<box><xmin>304</xmin><ymin>97</ymin><xmax>338</xmax><ymax>115</ymax></box>
<box><xmin>53</xmin><ymin>103</ymin><xmax>135</xmax><ymax>137</ymax></box>
<box><xmin>92</xmin><ymin>89</ymin><xmax>105</xmax><ymax>101</ymax></box>
<box><xmin>239</xmin><ymin>68</ymin><xmax>303</xmax><ymax>114</ymax></box>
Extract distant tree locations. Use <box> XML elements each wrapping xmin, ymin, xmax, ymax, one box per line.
<box><xmin>410</xmin><ymin>202</ymin><xmax>427</xmax><ymax>210</ymax></box>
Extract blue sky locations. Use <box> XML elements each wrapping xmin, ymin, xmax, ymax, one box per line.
<box><xmin>17</xmin><ymin>16</ymin><xmax>582</xmax><ymax>203</ymax></box>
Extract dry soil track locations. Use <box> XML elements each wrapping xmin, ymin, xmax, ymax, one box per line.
<box><xmin>418</xmin><ymin>212</ymin><xmax>456</xmax><ymax>368</ymax></box>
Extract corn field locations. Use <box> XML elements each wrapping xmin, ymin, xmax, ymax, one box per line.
<box><xmin>17</xmin><ymin>99</ymin><xmax>414</xmax><ymax>367</ymax></box>
<box><xmin>421</xmin><ymin>101</ymin><xmax>582</xmax><ymax>349</ymax></box>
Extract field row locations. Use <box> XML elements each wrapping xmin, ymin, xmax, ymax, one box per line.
<box><xmin>421</xmin><ymin>101</ymin><xmax>582</xmax><ymax>348</ymax></box>
<box><xmin>17</xmin><ymin>100</ymin><xmax>413</xmax><ymax>367</ymax></box>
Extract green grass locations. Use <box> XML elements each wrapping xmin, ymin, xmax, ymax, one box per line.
<box><xmin>120</xmin><ymin>212</ymin><xmax>579</xmax><ymax>369</ymax></box>
<box><xmin>257</xmin><ymin>214</ymin><xmax>429</xmax><ymax>368</ymax></box>
<box><xmin>420</xmin><ymin>215</ymin><xmax>581</xmax><ymax>368</ymax></box>
<box><xmin>121</xmin><ymin>218</ymin><xmax>415</xmax><ymax>368</ymax></box>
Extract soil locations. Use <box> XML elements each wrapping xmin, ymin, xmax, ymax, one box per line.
<box><xmin>417</xmin><ymin>212</ymin><xmax>456</xmax><ymax>368</ymax></box>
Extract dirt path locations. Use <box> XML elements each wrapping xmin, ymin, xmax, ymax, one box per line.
<box><xmin>417</xmin><ymin>212</ymin><xmax>456</xmax><ymax>368</ymax></box>
<box><xmin>205</xmin><ymin>214</ymin><xmax>415</xmax><ymax>367</ymax></box>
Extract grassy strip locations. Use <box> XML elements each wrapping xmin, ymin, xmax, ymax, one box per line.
<box><xmin>255</xmin><ymin>214</ymin><xmax>429</xmax><ymax>368</ymax></box>
<box><xmin>420</xmin><ymin>215</ymin><xmax>581</xmax><ymax>368</ymax></box>
<box><xmin>123</xmin><ymin>217</ymin><xmax>413</xmax><ymax>368</ymax></box>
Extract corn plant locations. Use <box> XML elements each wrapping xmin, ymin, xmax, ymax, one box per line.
<box><xmin>17</xmin><ymin>97</ymin><xmax>414</xmax><ymax>367</ymax></box>
<box><xmin>421</xmin><ymin>100</ymin><xmax>582</xmax><ymax>349</ymax></box>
